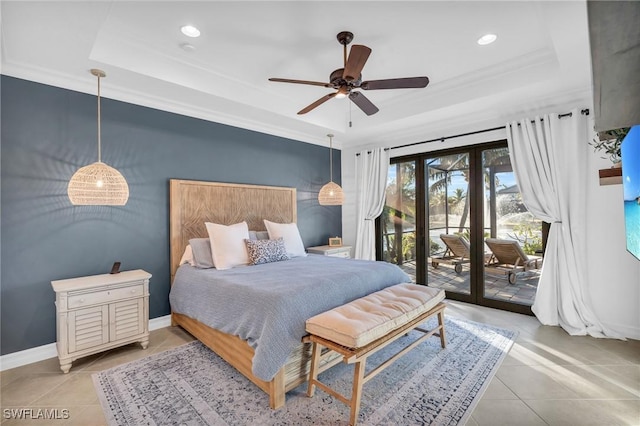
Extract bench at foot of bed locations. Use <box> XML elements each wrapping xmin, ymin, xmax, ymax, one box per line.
<box><xmin>304</xmin><ymin>283</ymin><xmax>446</xmax><ymax>426</ymax></box>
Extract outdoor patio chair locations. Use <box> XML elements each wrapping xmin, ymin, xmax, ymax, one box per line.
<box><xmin>484</xmin><ymin>238</ymin><xmax>542</xmax><ymax>284</ymax></box>
<box><xmin>431</xmin><ymin>234</ymin><xmax>471</xmax><ymax>274</ymax></box>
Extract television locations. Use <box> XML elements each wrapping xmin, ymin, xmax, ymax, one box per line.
<box><xmin>621</xmin><ymin>125</ymin><xmax>640</xmax><ymax>260</ymax></box>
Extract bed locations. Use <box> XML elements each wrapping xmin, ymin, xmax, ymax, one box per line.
<box><xmin>168</xmin><ymin>179</ymin><xmax>410</xmax><ymax>409</ymax></box>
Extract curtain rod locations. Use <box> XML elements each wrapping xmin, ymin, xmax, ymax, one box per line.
<box><xmin>356</xmin><ymin>108</ymin><xmax>589</xmax><ymax>155</ymax></box>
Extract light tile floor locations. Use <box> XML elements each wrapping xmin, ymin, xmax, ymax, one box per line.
<box><xmin>1</xmin><ymin>304</ymin><xmax>638</xmax><ymax>425</ymax></box>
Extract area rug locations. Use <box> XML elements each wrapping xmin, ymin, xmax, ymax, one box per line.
<box><xmin>93</xmin><ymin>316</ymin><xmax>517</xmax><ymax>426</ymax></box>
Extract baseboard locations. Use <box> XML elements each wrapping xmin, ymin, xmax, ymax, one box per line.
<box><xmin>0</xmin><ymin>315</ymin><xmax>172</xmax><ymax>372</ymax></box>
<box><xmin>149</xmin><ymin>314</ymin><xmax>172</xmax><ymax>331</ymax></box>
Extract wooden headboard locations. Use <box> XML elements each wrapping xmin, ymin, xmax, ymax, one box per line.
<box><xmin>169</xmin><ymin>179</ymin><xmax>297</xmax><ymax>280</ymax></box>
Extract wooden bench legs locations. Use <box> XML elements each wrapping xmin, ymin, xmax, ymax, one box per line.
<box><xmin>306</xmin><ymin>302</ymin><xmax>447</xmax><ymax>425</ymax></box>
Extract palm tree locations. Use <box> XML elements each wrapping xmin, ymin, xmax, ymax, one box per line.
<box><xmin>449</xmin><ymin>188</ymin><xmax>466</xmax><ymax>214</ymax></box>
<box><xmin>427</xmin><ymin>153</ymin><xmax>469</xmax><ymax>233</ymax></box>
<box><xmin>382</xmin><ymin>162</ymin><xmax>416</xmax><ymax>263</ymax></box>
<box><xmin>456</xmin><ymin>148</ymin><xmax>512</xmax><ymax>233</ymax></box>
<box><xmin>427</xmin><ymin>149</ymin><xmax>512</xmax><ymax>234</ymax></box>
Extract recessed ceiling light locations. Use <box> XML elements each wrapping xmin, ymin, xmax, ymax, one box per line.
<box><xmin>477</xmin><ymin>34</ymin><xmax>497</xmax><ymax>45</ymax></box>
<box><xmin>181</xmin><ymin>25</ymin><xmax>200</xmax><ymax>38</ymax></box>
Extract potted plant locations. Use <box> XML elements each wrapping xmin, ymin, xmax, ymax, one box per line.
<box><xmin>590</xmin><ymin>127</ymin><xmax>630</xmax><ymax>166</ymax></box>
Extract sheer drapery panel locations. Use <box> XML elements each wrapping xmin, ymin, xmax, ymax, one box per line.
<box><xmin>355</xmin><ymin>148</ymin><xmax>390</xmax><ymax>260</ymax></box>
<box><xmin>506</xmin><ymin>109</ymin><xmax>618</xmax><ymax>338</ymax></box>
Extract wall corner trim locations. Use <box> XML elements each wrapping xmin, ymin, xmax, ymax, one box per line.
<box><xmin>0</xmin><ymin>315</ymin><xmax>172</xmax><ymax>372</ymax></box>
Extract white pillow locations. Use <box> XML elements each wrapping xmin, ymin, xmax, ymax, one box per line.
<box><xmin>263</xmin><ymin>220</ymin><xmax>307</xmax><ymax>257</ymax></box>
<box><xmin>205</xmin><ymin>221</ymin><xmax>250</xmax><ymax>270</ymax></box>
<box><xmin>179</xmin><ymin>244</ymin><xmax>194</xmax><ymax>266</ymax></box>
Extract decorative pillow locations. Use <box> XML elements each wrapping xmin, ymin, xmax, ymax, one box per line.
<box><xmin>188</xmin><ymin>238</ymin><xmax>215</xmax><ymax>269</ymax></box>
<box><xmin>263</xmin><ymin>220</ymin><xmax>307</xmax><ymax>257</ymax></box>
<box><xmin>244</xmin><ymin>238</ymin><xmax>290</xmax><ymax>265</ymax></box>
<box><xmin>205</xmin><ymin>221</ymin><xmax>250</xmax><ymax>270</ymax></box>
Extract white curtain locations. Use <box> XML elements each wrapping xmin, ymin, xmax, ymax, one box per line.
<box><xmin>506</xmin><ymin>109</ymin><xmax>618</xmax><ymax>338</ymax></box>
<box><xmin>354</xmin><ymin>148</ymin><xmax>390</xmax><ymax>260</ymax></box>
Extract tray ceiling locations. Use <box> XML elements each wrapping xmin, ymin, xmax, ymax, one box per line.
<box><xmin>0</xmin><ymin>1</ymin><xmax>593</xmax><ymax>149</ymax></box>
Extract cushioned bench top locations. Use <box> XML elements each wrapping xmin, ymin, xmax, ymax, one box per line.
<box><xmin>305</xmin><ymin>283</ymin><xmax>445</xmax><ymax>348</ymax></box>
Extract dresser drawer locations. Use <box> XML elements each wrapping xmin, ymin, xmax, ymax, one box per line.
<box><xmin>307</xmin><ymin>245</ymin><xmax>352</xmax><ymax>258</ymax></box>
<box><xmin>68</xmin><ymin>283</ymin><xmax>144</xmax><ymax>309</ymax></box>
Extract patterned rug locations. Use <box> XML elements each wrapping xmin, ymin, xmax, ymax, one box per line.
<box><xmin>93</xmin><ymin>316</ymin><xmax>517</xmax><ymax>425</ymax></box>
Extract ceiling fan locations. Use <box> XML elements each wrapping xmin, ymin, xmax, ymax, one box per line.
<box><xmin>269</xmin><ymin>31</ymin><xmax>429</xmax><ymax>116</ymax></box>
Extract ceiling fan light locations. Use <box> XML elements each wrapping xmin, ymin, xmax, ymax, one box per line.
<box><xmin>318</xmin><ymin>181</ymin><xmax>344</xmax><ymax>206</ymax></box>
<box><xmin>477</xmin><ymin>34</ymin><xmax>497</xmax><ymax>45</ymax></box>
<box><xmin>335</xmin><ymin>92</ymin><xmax>347</xmax><ymax>99</ymax></box>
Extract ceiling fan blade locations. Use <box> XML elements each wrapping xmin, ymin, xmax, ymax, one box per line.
<box><xmin>361</xmin><ymin>76</ymin><xmax>430</xmax><ymax>90</ymax></box>
<box><xmin>297</xmin><ymin>92</ymin><xmax>338</xmax><ymax>115</ymax></box>
<box><xmin>269</xmin><ymin>78</ymin><xmax>330</xmax><ymax>87</ymax></box>
<box><xmin>343</xmin><ymin>45</ymin><xmax>371</xmax><ymax>81</ymax></box>
<box><xmin>349</xmin><ymin>91</ymin><xmax>379</xmax><ymax>116</ymax></box>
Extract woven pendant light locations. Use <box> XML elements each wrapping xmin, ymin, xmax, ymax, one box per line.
<box><xmin>68</xmin><ymin>69</ymin><xmax>129</xmax><ymax>206</ymax></box>
<box><xmin>318</xmin><ymin>134</ymin><xmax>344</xmax><ymax>206</ymax></box>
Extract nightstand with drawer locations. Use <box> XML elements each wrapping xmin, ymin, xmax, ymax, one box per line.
<box><xmin>51</xmin><ymin>269</ymin><xmax>151</xmax><ymax>373</ymax></box>
<box><xmin>307</xmin><ymin>245</ymin><xmax>352</xmax><ymax>258</ymax></box>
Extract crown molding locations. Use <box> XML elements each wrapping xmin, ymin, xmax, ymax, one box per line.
<box><xmin>347</xmin><ymin>84</ymin><xmax>592</xmax><ymax>150</ymax></box>
<box><xmin>1</xmin><ymin>55</ymin><xmax>590</xmax><ymax>152</ymax></box>
<box><xmin>0</xmin><ymin>60</ymin><xmax>342</xmax><ymax>149</ymax></box>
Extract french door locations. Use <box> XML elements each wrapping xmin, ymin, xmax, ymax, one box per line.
<box><xmin>378</xmin><ymin>141</ymin><xmax>541</xmax><ymax>314</ymax></box>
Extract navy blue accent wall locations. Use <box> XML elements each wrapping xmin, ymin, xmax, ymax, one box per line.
<box><xmin>0</xmin><ymin>75</ymin><xmax>342</xmax><ymax>355</ymax></box>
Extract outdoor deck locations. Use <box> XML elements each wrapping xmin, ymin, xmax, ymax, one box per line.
<box><xmin>399</xmin><ymin>260</ymin><xmax>539</xmax><ymax>306</ymax></box>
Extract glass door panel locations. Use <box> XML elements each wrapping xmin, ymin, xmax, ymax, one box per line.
<box><xmin>426</xmin><ymin>153</ymin><xmax>471</xmax><ymax>295</ymax></box>
<box><xmin>376</xmin><ymin>141</ymin><xmax>535</xmax><ymax>315</ymax></box>
<box><xmin>380</xmin><ymin>161</ymin><xmax>417</xmax><ymax>282</ymax></box>
<box><xmin>482</xmin><ymin>147</ymin><xmax>542</xmax><ymax>306</ymax></box>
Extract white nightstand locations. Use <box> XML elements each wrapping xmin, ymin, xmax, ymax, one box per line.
<box><xmin>51</xmin><ymin>269</ymin><xmax>151</xmax><ymax>373</ymax></box>
<box><xmin>307</xmin><ymin>245</ymin><xmax>352</xmax><ymax>259</ymax></box>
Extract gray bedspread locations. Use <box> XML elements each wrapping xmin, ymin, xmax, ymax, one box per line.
<box><xmin>169</xmin><ymin>254</ymin><xmax>410</xmax><ymax>381</ymax></box>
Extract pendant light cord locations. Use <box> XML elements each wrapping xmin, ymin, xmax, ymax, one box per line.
<box><xmin>328</xmin><ymin>134</ymin><xmax>334</xmax><ymax>183</ymax></box>
<box><xmin>97</xmin><ymin>73</ymin><xmax>102</xmax><ymax>163</ymax></box>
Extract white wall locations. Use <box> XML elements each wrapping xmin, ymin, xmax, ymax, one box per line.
<box><xmin>586</xmin><ymin>148</ymin><xmax>640</xmax><ymax>339</ymax></box>
<box><xmin>342</xmin><ymin>122</ymin><xmax>640</xmax><ymax>339</ymax></box>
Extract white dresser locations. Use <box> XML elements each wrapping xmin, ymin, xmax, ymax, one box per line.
<box><xmin>307</xmin><ymin>245</ymin><xmax>352</xmax><ymax>258</ymax></box>
<box><xmin>51</xmin><ymin>269</ymin><xmax>151</xmax><ymax>373</ymax></box>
